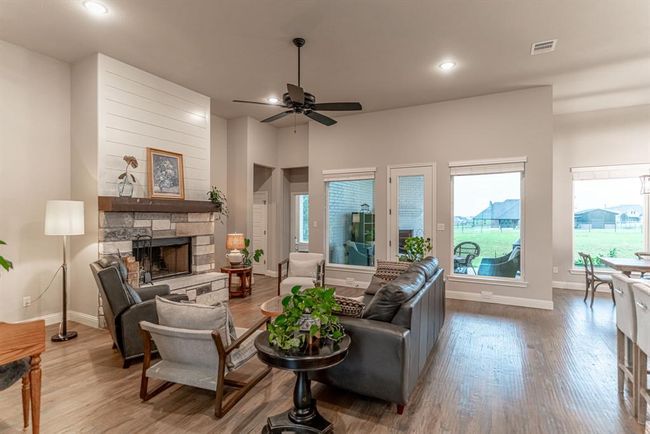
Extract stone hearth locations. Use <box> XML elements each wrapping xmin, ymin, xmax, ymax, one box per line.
<box><xmin>98</xmin><ymin>211</ymin><xmax>217</xmax><ymax>274</ymax></box>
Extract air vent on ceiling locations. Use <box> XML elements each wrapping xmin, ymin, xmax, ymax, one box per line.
<box><xmin>530</xmin><ymin>39</ymin><xmax>557</xmax><ymax>55</ymax></box>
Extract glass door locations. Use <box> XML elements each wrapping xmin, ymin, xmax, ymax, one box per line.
<box><xmin>291</xmin><ymin>193</ymin><xmax>309</xmax><ymax>252</ymax></box>
<box><xmin>389</xmin><ymin>165</ymin><xmax>434</xmax><ymax>260</ymax></box>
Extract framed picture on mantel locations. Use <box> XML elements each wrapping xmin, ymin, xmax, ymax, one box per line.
<box><xmin>147</xmin><ymin>148</ymin><xmax>185</xmax><ymax>200</ymax></box>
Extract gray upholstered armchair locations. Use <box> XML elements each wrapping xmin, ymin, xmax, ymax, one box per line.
<box><xmin>90</xmin><ymin>256</ymin><xmax>187</xmax><ymax>368</ymax></box>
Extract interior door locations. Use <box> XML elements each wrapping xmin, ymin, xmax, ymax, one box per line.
<box><xmin>389</xmin><ymin>165</ymin><xmax>434</xmax><ymax>260</ymax></box>
<box><xmin>252</xmin><ymin>191</ymin><xmax>268</xmax><ymax>274</ymax></box>
<box><xmin>291</xmin><ymin>192</ymin><xmax>309</xmax><ymax>252</ymax></box>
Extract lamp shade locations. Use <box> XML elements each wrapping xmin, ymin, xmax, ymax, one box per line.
<box><xmin>226</xmin><ymin>233</ymin><xmax>245</xmax><ymax>250</ymax></box>
<box><xmin>45</xmin><ymin>200</ymin><xmax>85</xmax><ymax>236</ymax></box>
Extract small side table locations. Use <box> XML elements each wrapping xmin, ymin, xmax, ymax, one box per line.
<box><xmin>254</xmin><ymin>332</ymin><xmax>351</xmax><ymax>433</ymax></box>
<box><xmin>220</xmin><ymin>266</ymin><xmax>252</xmax><ymax>298</ymax></box>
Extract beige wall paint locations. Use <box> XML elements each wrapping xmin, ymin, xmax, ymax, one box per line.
<box><xmin>0</xmin><ymin>40</ymin><xmax>71</xmax><ymax>322</ymax></box>
<box><xmin>69</xmin><ymin>54</ymin><xmax>100</xmax><ymax>318</ymax></box>
<box><xmin>309</xmin><ymin>87</ymin><xmax>554</xmax><ymax>306</ymax></box>
<box><xmin>277</xmin><ymin>124</ymin><xmax>309</xmax><ymax>168</ymax></box>
<box><xmin>553</xmin><ymin>105</ymin><xmax>650</xmax><ymax>287</ymax></box>
<box><xmin>211</xmin><ymin>114</ymin><xmax>228</xmax><ymax>268</ymax></box>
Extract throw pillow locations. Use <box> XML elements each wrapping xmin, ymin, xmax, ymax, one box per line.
<box><xmin>125</xmin><ymin>282</ymin><xmax>142</xmax><ymax>304</ymax></box>
<box><xmin>374</xmin><ymin>260</ymin><xmax>410</xmax><ymax>281</ymax></box>
<box><xmin>335</xmin><ymin>295</ymin><xmax>365</xmax><ymax>318</ymax></box>
<box><xmin>155</xmin><ymin>296</ymin><xmax>231</xmax><ymax>345</ymax></box>
<box><xmin>363</xmin><ymin>270</ymin><xmax>425</xmax><ymax>322</ymax></box>
<box><xmin>289</xmin><ymin>259</ymin><xmax>320</xmax><ymax>278</ymax></box>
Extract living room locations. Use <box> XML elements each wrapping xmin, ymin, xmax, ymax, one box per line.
<box><xmin>1</xmin><ymin>1</ymin><xmax>649</xmax><ymax>433</ymax></box>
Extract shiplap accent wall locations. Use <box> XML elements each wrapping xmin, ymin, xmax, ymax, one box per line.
<box><xmin>97</xmin><ymin>54</ymin><xmax>211</xmax><ymax>199</ymax></box>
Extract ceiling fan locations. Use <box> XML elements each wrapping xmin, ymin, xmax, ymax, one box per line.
<box><xmin>233</xmin><ymin>38</ymin><xmax>362</xmax><ymax>126</ymax></box>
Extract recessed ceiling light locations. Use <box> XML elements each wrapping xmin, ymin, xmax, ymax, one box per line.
<box><xmin>267</xmin><ymin>97</ymin><xmax>280</xmax><ymax>104</ymax></box>
<box><xmin>438</xmin><ymin>61</ymin><xmax>456</xmax><ymax>71</ymax></box>
<box><xmin>83</xmin><ymin>1</ymin><xmax>108</xmax><ymax>15</ymax></box>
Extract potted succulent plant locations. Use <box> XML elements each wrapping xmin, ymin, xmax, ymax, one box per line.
<box><xmin>398</xmin><ymin>236</ymin><xmax>432</xmax><ymax>262</ymax></box>
<box><xmin>267</xmin><ymin>286</ymin><xmax>345</xmax><ymax>352</ymax></box>
<box><xmin>118</xmin><ymin>155</ymin><xmax>138</xmax><ymax>197</ymax></box>
<box><xmin>0</xmin><ymin>240</ymin><xmax>12</xmax><ymax>271</ymax></box>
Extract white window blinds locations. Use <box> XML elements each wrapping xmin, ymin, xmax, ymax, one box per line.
<box><xmin>571</xmin><ymin>164</ymin><xmax>650</xmax><ymax>181</ymax></box>
<box><xmin>449</xmin><ymin>157</ymin><xmax>526</xmax><ymax>176</ymax></box>
<box><xmin>322</xmin><ymin>167</ymin><xmax>376</xmax><ymax>182</ymax></box>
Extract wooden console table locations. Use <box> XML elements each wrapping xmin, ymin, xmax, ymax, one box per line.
<box><xmin>220</xmin><ymin>266</ymin><xmax>253</xmax><ymax>298</ymax></box>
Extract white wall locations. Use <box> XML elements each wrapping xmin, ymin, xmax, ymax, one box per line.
<box><xmin>0</xmin><ymin>40</ymin><xmax>71</xmax><ymax>322</ymax></box>
<box><xmin>553</xmin><ymin>105</ymin><xmax>650</xmax><ymax>288</ymax></box>
<box><xmin>309</xmin><ymin>87</ymin><xmax>554</xmax><ymax>308</ymax></box>
<box><xmin>97</xmin><ymin>55</ymin><xmax>211</xmax><ymax>199</ymax></box>
<box><xmin>277</xmin><ymin>124</ymin><xmax>309</xmax><ymax>168</ymax></box>
<box><xmin>211</xmin><ymin>114</ymin><xmax>228</xmax><ymax>268</ymax></box>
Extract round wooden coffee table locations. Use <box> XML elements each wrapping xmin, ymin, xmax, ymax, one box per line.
<box><xmin>254</xmin><ymin>332</ymin><xmax>351</xmax><ymax>433</ymax></box>
<box><xmin>260</xmin><ymin>296</ymin><xmax>283</xmax><ymax>317</ymax></box>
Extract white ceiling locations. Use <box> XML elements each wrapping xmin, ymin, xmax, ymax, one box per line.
<box><xmin>1</xmin><ymin>0</ymin><xmax>649</xmax><ymax>126</ymax></box>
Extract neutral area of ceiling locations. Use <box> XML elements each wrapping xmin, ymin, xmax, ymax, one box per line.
<box><xmin>1</xmin><ymin>0</ymin><xmax>649</xmax><ymax>126</ymax></box>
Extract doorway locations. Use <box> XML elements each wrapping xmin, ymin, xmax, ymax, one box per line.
<box><xmin>291</xmin><ymin>192</ymin><xmax>309</xmax><ymax>252</ymax></box>
<box><xmin>252</xmin><ymin>191</ymin><xmax>268</xmax><ymax>274</ymax></box>
<box><xmin>388</xmin><ymin>164</ymin><xmax>435</xmax><ymax>260</ymax></box>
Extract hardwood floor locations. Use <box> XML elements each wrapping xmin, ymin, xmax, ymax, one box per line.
<box><xmin>0</xmin><ymin>277</ymin><xmax>645</xmax><ymax>433</ymax></box>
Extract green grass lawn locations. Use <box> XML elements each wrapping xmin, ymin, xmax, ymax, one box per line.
<box><xmin>453</xmin><ymin>225</ymin><xmax>644</xmax><ymax>269</ymax></box>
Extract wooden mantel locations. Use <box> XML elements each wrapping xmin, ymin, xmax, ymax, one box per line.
<box><xmin>98</xmin><ymin>196</ymin><xmax>221</xmax><ymax>213</ymax></box>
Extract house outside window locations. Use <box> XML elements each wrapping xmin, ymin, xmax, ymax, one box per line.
<box><xmin>450</xmin><ymin>158</ymin><xmax>526</xmax><ymax>280</ymax></box>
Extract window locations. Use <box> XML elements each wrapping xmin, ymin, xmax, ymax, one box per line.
<box><xmin>450</xmin><ymin>159</ymin><xmax>525</xmax><ymax>280</ymax></box>
<box><xmin>324</xmin><ymin>168</ymin><xmax>376</xmax><ymax>267</ymax></box>
<box><xmin>572</xmin><ymin>165</ymin><xmax>649</xmax><ymax>268</ymax></box>
<box><xmin>297</xmin><ymin>194</ymin><xmax>309</xmax><ymax>244</ymax></box>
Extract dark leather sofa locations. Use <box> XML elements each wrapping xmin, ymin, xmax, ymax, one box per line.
<box><xmin>90</xmin><ymin>256</ymin><xmax>186</xmax><ymax>368</ymax></box>
<box><xmin>311</xmin><ymin>257</ymin><xmax>445</xmax><ymax>413</ymax></box>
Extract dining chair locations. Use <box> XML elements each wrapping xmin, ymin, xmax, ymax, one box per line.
<box><xmin>578</xmin><ymin>252</ymin><xmax>615</xmax><ymax>307</ymax></box>
<box><xmin>635</xmin><ymin>252</ymin><xmax>650</xmax><ymax>278</ymax></box>
<box><xmin>632</xmin><ymin>282</ymin><xmax>650</xmax><ymax>425</ymax></box>
<box><xmin>612</xmin><ymin>274</ymin><xmax>639</xmax><ymax>417</ymax></box>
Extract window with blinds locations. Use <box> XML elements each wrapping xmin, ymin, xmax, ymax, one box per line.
<box><xmin>450</xmin><ymin>158</ymin><xmax>526</xmax><ymax>280</ymax></box>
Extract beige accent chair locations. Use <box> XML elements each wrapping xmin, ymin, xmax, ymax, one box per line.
<box><xmin>139</xmin><ymin>297</ymin><xmax>270</xmax><ymax>418</ymax></box>
<box><xmin>277</xmin><ymin>252</ymin><xmax>325</xmax><ymax>296</ymax></box>
<box><xmin>612</xmin><ymin>274</ymin><xmax>639</xmax><ymax>417</ymax></box>
<box><xmin>633</xmin><ymin>282</ymin><xmax>650</xmax><ymax>425</ymax></box>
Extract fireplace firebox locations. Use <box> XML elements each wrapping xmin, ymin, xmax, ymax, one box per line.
<box><xmin>133</xmin><ymin>236</ymin><xmax>192</xmax><ymax>281</ymax></box>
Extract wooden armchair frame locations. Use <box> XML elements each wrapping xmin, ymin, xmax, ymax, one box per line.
<box><xmin>139</xmin><ymin>316</ymin><xmax>271</xmax><ymax>418</ymax></box>
<box><xmin>277</xmin><ymin>258</ymin><xmax>326</xmax><ymax>296</ymax></box>
<box><xmin>0</xmin><ymin>320</ymin><xmax>46</xmax><ymax>434</ymax></box>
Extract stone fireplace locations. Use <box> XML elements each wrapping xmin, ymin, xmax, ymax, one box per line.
<box><xmin>133</xmin><ymin>236</ymin><xmax>192</xmax><ymax>281</ymax></box>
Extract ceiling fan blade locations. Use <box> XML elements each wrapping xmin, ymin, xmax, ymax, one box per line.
<box><xmin>287</xmin><ymin>83</ymin><xmax>305</xmax><ymax>105</ymax></box>
<box><xmin>233</xmin><ymin>99</ymin><xmax>287</xmax><ymax>107</ymax></box>
<box><xmin>261</xmin><ymin>110</ymin><xmax>293</xmax><ymax>123</ymax></box>
<box><xmin>313</xmin><ymin>102</ymin><xmax>362</xmax><ymax>111</ymax></box>
<box><xmin>305</xmin><ymin>111</ymin><xmax>337</xmax><ymax>126</ymax></box>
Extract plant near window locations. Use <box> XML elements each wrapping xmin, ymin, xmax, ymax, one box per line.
<box><xmin>267</xmin><ymin>286</ymin><xmax>345</xmax><ymax>351</ymax></box>
<box><xmin>242</xmin><ymin>238</ymin><xmax>264</xmax><ymax>267</ymax></box>
<box><xmin>118</xmin><ymin>155</ymin><xmax>138</xmax><ymax>197</ymax></box>
<box><xmin>0</xmin><ymin>240</ymin><xmax>13</xmax><ymax>271</ymax></box>
<box><xmin>207</xmin><ymin>186</ymin><xmax>229</xmax><ymax>222</ymax></box>
<box><xmin>398</xmin><ymin>236</ymin><xmax>432</xmax><ymax>262</ymax></box>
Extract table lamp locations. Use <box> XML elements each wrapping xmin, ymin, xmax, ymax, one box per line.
<box><xmin>226</xmin><ymin>233</ymin><xmax>245</xmax><ymax>266</ymax></box>
<box><xmin>45</xmin><ymin>200</ymin><xmax>85</xmax><ymax>342</ymax></box>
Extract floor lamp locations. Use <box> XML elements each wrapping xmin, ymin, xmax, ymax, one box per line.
<box><xmin>45</xmin><ymin>200</ymin><xmax>85</xmax><ymax>342</ymax></box>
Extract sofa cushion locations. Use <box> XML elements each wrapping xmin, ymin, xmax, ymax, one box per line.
<box><xmin>419</xmin><ymin>257</ymin><xmax>439</xmax><ymax>280</ymax></box>
<box><xmin>155</xmin><ymin>296</ymin><xmax>232</xmax><ymax>344</ymax></box>
<box><xmin>406</xmin><ymin>261</ymin><xmax>428</xmax><ymax>279</ymax></box>
<box><xmin>364</xmin><ymin>275</ymin><xmax>389</xmax><ymax>296</ymax></box>
<box><xmin>363</xmin><ymin>270</ymin><xmax>426</xmax><ymax>322</ymax></box>
<box><xmin>289</xmin><ymin>258</ymin><xmax>320</xmax><ymax>278</ymax></box>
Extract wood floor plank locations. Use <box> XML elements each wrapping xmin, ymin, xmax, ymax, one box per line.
<box><xmin>0</xmin><ymin>277</ymin><xmax>644</xmax><ymax>433</ymax></box>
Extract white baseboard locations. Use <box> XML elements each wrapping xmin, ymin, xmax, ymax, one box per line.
<box><xmin>325</xmin><ymin>277</ymin><xmax>370</xmax><ymax>290</ymax></box>
<box><xmin>22</xmin><ymin>310</ymin><xmax>99</xmax><ymax>328</ymax></box>
<box><xmin>446</xmin><ymin>290</ymin><xmax>554</xmax><ymax>310</ymax></box>
<box><xmin>265</xmin><ymin>270</ymin><xmax>278</xmax><ymax>278</ymax></box>
<box><xmin>553</xmin><ymin>280</ymin><xmax>611</xmax><ymax>292</ymax></box>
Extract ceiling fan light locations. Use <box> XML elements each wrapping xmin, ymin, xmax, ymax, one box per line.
<box><xmin>267</xmin><ymin>97</ymin><xmax>279</xmax><ymax>104</ymax></box>
<box><xmin>83</xmin><ymin>1</ymin><xmax>108</xmax><ymax>15</ymax></box>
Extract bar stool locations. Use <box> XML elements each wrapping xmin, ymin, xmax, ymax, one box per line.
<box><xmin>632</xmin><ymin>282</ymin><xmax>650</xmax><ymax>425</ymax></box>
<box><xmin>612</xmin><ymin>274</ymin><xmax>638</xmax><ymax>416</ymax></box>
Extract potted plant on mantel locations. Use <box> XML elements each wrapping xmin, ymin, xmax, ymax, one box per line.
<box><xmin>0</xmin><ymin>240</ymin><xmax>13</xmax><ymax>271</ymax></box>
<box><xmin>267</xmin><ymin>286</ymin><xmax>345</xmax><ymax>352</ymax></box>
<box><xmin>207</xmin><ymin>186</ymin><xmax>229</xmax><ymax>222</ymax></box>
